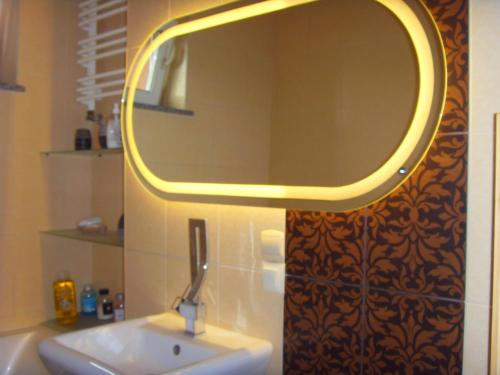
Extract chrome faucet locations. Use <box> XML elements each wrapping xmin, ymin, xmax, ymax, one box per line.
<box><xmin>174</xmin><ymin>218</ymin><xmax>208</xmax><ymax>336</ymax></box>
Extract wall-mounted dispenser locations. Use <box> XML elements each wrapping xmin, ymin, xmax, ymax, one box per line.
<box><xmin>260</xmin><ymin>229</ymin><xmax>285</xmax><ymax>294</ymax></box>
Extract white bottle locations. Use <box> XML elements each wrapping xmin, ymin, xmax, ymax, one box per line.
<box><xmin>106</xmin><ymin>103</ymin><xmax>122</xmax><ymax>149</ymax></box>
<box><xmin>113</xmin><ymin>292</ymin><xmax>125</xmax><ymax>322</ymax></box>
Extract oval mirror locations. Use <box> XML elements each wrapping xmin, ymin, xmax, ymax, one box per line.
<box><xmin>123</xmin><ymin>0</ymin><xmax>446</xmax><ymax>211</ymax></box>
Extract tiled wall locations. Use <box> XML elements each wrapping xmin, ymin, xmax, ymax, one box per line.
<box><xmin>125</xmin><ymin>168</ymin><xmax>286</xmax><ymax>374</ymax></box>
<box><xmin>0</xmin><ymin>0</ymin><xmax>127</xmax><ymax>332</ymax></box>
<box><xmin>283</xmin><ymin>1</ymin><xmax>468</xmax><ymax>373</ymax></box>
<box><xmin>125</xmin><ymin>6</ymin><xmax>287</xmax><ymax>374</ymax></box>
<box><xmin>465</xmin><ymin>0</ymin><xmax>500</xmax><ymax>373</ymax></box>
<box><xmin>90</xmin><ymin>9</ymin><xmax>127</xmax><ymax>299</ymax></box>
<box><xmin>0</xmin><ymin>0</ymin><xmax>94</xmax><ymax>331</ymax></box>
<box><xmin>123</xmin><ymin>0</ymin><xmax>500</xmax><ymax>374</ymax></box>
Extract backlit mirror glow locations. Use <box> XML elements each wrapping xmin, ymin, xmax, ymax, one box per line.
<box><xmin>123</xmin><ymin>0</ymin><xmax>446</xmax><ymax>211</ymax></box>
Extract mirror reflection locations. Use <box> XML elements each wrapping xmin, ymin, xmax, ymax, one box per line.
<box><xmin>132</xmin><ymin>0</ymin><xmax>418</xmax><ymax>187</ymax></box>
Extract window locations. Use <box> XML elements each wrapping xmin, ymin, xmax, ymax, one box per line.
<box><xmin>0</xmin><ymin>0</ymin><xmax>20</xmax><ymax>86</ymax></box>
<box><xmin>135</xmin><ymin>36</ymin><xmax>188</xmax><ymax>109</ymax></box>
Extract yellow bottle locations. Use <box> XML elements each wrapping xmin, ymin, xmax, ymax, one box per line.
<box><xmin>53</xmin><ymin>272</ymin><xmax>77</xmax><ymax>325</ymax></box>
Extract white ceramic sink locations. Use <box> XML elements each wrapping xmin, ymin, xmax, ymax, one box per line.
<box><xmin>38</xmin><ymin>312</ymin><xmax>272</xmax><ymax>375</ymax></box>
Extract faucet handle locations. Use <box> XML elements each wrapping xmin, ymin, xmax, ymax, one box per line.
<box><xmin>171</xmin><ymin>296</ymin><xmax>183</xmax><ymax>312</ymax></box>
<box><xmin>171</xmin><ymin>284</ymin><xmax>192</xmax><ymax>311</ymax></box>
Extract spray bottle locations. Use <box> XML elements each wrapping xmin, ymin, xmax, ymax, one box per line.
<box><xmin>106</xmin><ymin>103</ymin><xmax>122</xmax><ymax>149</ymax></box>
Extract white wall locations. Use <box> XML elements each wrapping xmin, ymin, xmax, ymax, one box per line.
<box><xmin>464</xmin><ymin>1</ymin><xmax>500</xmax><ymax>373</ymax></box>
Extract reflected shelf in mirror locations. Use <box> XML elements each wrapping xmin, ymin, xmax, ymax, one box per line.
<box><xmin>133</xmin><ymin>102</ymin><xmax>194</xmax><ymax>116</ymax></box>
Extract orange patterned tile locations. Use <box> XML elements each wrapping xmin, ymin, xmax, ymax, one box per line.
<box><xmin>366</xmin><ymin>134</ymin><xmax>466</xmax><ymax>299</ymax></box>
<box><xmin>424</xmin><ymin>0</ymin><xmax>468</xmax><ymax>134</ymax></box>
<box><xmin>286</xmin><ymin>210</ymin><xmax>364</xmax><ymax>285</ymax></box>
<box><xmin>284</xmin><ymin>0</ymin><xmax>467</xmax><ymax>373</ymax></box>
<box><xmin>364</xmin><ymin>288</ymin><xmax>463</xmax><ymax>375</ymax></box>
<box><xmin>284</xmin><ymin>277</ymin><xmax>363</xmax><ymax>375</ymax></box>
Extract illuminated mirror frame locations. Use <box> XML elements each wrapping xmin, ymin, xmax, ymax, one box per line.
<box><xmin>123</xmin><ymin>0</ymin><xmax>446</xmax><ymax>211</ymax></box>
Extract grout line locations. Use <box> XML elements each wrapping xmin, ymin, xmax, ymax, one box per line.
<box><xmin>216</xmin><ymin>206</ymin><xmax>221</xmax><ymax>325</ymax></box>
<box><xmin>283</xmin><ymin>273</ymin><xmax>466</xmax><ymax>304</ymax></box>
<box><xmin>164</xmin><ymin>201</ymin><xmax>168</xmax><ymax>305</ymax></box>
<box><xmin>127</xmin><ymin>247</ymin><xmax>168</xmax><ymax>257</ymax></box>
<box><xmin>220</xmin><ymin>263</ymin><xmax>261</xmax><ymax>273</ymax></box>
<box><xmin>367</xmin><ymin>285</ymin><xmax>466</xmax><ymax>304</ymax></box>
<box><xmin>359</xmin><ymin>208</ymin><xmax>369</xmax><ymax>374</ymax></box>
<box><xmin>436</xmin><ymin>131</ymin><xmax>469</xmax><ymax>136</ymax></box>
<box><xmin>284</xmin><ymin>273</ymin><xmax>361</xmax><ymax>289</ymax></box>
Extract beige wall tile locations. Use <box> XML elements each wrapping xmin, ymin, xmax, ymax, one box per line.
<box><xmin>125</xmin><ymin>165</ymin><xmax>166</xmax><ymax>254</ymax></box>
<box><xmin>127</xmin><ymin>0</ymin><xmax>170</xmax><ymax>50</ymax></box>
<box><xmin>91</xmin><ymin>157</ymin><xmax>124</xmax><ymax>227</ymax></box>
<box><xmin>13</xmin><ymin>233</ymin><xmax>47</xmax><ymax>320</ymax></box>
<box><xmin>169</xmin><ymin>0</ymin><xmax>223</xmax><ymax>19</ymax></box>
<box><xmin>463</xmin><ymin>302</ymin><xmax>491</xmax><ymax>375</ymax></box>
<box><xmin>125</xmin><ymin>249</ymin><xmax>168</xmax><ymax>319</ymax></box>
<box><xmin>0</xmin><ymin>235</ymin><xmax>16</xmax><ymax>321</ymax></box>
<box><xmin>92</xmin><ymin>245</ymin><xmax>124</xmax><ymax>295</ymax></box>
<box><xmin>466</xmin><ymin>132</ymin><xmax>493</xmax><ymax>306</ymax></box>
<box><xmin>165</xmin><ymin>201</ymin><xmax>219</xmax><ymax>258</ymax></box>
<box><xmin>0</xmin><ymin>0</ymin><xmax>98</xmax><ymax>331</ymax></box>
<box><xmin>126</xmin><ymin>47</ymin><xmax>140</xmax><ymax>72</ymax></box>
<box><xmin>219</xmin><ymin>205</ymin><xmax>285</xmax><ymax>270</ymax></box>
<box><xmin>465</xmin><ymin>0</ymin><xmax>500</xmax><ymax>372</ymax></box>
<box><xmin>467</xmin><ymin>0</ymin><xmax>499</xmax><ymax>307</ymax></box>
<box><xmin>219</xmin><ymin>266</ymin><xmax>283</xmax><ymax>375</ymax></box>
<box><xmin>91</xmin><ymin>156</ymin><xmax>124</xmax><ymax>292</ymax></box>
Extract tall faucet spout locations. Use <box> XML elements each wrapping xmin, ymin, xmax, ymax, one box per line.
<box><xmin>176</xmin><ymin>218</ymin><xmax>208</xmax><ymax>336</ymax></box>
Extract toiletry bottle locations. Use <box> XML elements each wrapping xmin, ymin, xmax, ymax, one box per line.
<box><xmin>74</xmin><ymin>128</ymin><xmax>92</xmax><ymax>150</ymax></box>
<box><xmin>118</xmin><ymin>214</ymin><xmax>124</xmax><ymax>241</ymax></box>
<box><xmin>53</xmin><ymin>272</ymin><xmax>78</xmax><ymax>325</ymax></box>
<box><xmin>113</xmin><ymin>292</ymin><xmax>125</xmax><ymax>322</ymax></box>
<box><xmin>97</xmin><ymin>114</ymin><xmax>107</xmax><ymax>149</ymax></box>
<box><xmin>97</xmin><ymin>288</ymin><xmax>114</xmax><ymax>320</ymax></box>
<box><xmin>106</xmin><ymin>103</ymin><xmax>122</xmax><ymax>148</ymax></box>
<box><xmin>80</xmin><ymin>284</ymin><xmax>97</xmax><ymax>316</ymax></box>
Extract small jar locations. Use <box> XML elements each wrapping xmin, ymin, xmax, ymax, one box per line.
<box><xmin>74</xmin><ymin>128</ymin><xmax>92</xmax><ymax>150</ymax></box>
<box><xmin>113</xmin><ymin>292</ymin><xmax>125</xmax><ymax>322</ymax></box>
<box><xmin>97</xmin><ymin>288</ymin><xmax>114</xmax><ymax>320</ymax></box>
<box><xmin>80</xmin><ymin>284</ymin><xmax>97</xmax><ymax>316</ymax></box>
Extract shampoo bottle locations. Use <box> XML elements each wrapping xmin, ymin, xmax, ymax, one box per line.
<box><xmin>106</xmin><ymin>103</ymin><xmax>122</xmax><ymax>149</ymax></box>
<box><xmin>53</xmin><ymin>271</ymin><xmax>78</xmax><ymax>325</ymax></box>
<box><xmin>80</xmin><ymin>283</ymin><xmax>97</xmax><ymax>316</ymax></box>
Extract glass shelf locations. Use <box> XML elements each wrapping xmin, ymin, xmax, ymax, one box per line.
<box><xmin>0</xmin><ymin>82</ymin><xmax>26</xmax><ymax>92</ymax></box>
<box><xmin>41</xmin><ymin>314</ymin><xmax>113</xmax><ymax>333</ymax></box>
<box><xmin>41</xmin><ymin>229</ymin><xmax>123</xmax><ymax>247</ymax></box>
<box><xmin>41</xmin><ymin>148</ymin><xmax>123</xmax><ymax>157</ymax></box>
<box><xmin>133</xmin><ymin>102</ymin><xmax>194</xmax><ymax>116</ymax></box>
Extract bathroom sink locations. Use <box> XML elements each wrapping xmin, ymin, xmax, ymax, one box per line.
<box><xmin>38</xmin><ymin>312</ymin><xmax>272</xmax><ymax>375</ymax></box>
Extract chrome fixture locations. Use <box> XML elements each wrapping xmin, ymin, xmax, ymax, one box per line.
<box><xmin>398</xmin><ymin>166</ymin><xmax>408</xmax><ymax>175</ymax></box>
<box><xmin>174</xmin><ymin>218</ymin><xmax>208</xmax><ymax>336</ymax></box>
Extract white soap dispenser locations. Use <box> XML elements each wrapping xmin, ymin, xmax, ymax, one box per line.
<box><xmin>260</xmin><ymin>229</ymin><xmax>285</xmax><ymax>294</ymax></box>
<box><xmin>106</xmin><ymin>103</ymin><xmax>122</xmax><ymax>149</ymax></box>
